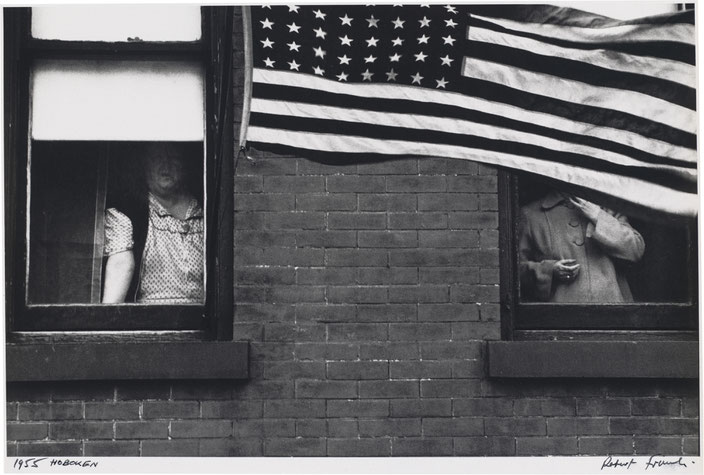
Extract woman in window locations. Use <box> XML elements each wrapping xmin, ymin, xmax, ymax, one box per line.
<box><xmin>519</xmin><ymin>190</ymin><xmax>645</xmax><ymax>303</ymax></box>
<box><xmin>102</xmin><ymin>143</ymin><xmax>204</xmax><ymax>304</ymax></box>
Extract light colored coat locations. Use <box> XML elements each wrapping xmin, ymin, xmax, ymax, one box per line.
<box><xmin>519</xmin><ymin>191</ymin><xmax>645</xmax><ymax>303</ymax></box>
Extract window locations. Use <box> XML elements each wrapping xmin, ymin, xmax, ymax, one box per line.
<box><xmin>5</xmin><ymin>6</ymin><xmax>235</xmax><ymax>338</ymax></box>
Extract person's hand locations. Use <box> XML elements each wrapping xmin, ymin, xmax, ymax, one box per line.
<box><xmin>553</xmin><ymin>259</ymin><xmax>580</xmax><ymax>283</ymax></box>
<box><xmin>569</xmin><ymin>196</ymin><xmax>601</xmax><ymax>222</ymax></box>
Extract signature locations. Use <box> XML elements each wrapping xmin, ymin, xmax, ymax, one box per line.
<box><xmin>601</xmin><ymin>455</ymin><xmax>692</xmax><ymax>471</ymax></box>
<box><xmin>12</xmin><ymin>458</ymin><xmax>99</xmax><ymax>470</ymax></box>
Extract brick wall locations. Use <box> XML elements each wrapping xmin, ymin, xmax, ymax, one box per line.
<box><xmin>5</xmin><ymin>7</ymin><xmax>699</xmax><ymax>458</ymax></box>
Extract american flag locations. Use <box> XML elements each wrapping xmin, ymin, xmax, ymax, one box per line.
<box><xmin>243</xmin><ymin>4</ymin><xmax>697</xmax><ymax>217</ymax></box>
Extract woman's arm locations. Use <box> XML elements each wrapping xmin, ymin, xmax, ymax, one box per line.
<box><xmin>102</xmin><ymin>250</ymin><xmax>135</xmax><ymax>303</ymax></box>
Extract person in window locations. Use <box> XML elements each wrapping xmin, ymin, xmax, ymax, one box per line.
<box><xmin>102</xmin><ymin>143</ymin><xmax>204</xmax><ymax>304</ymax></box>
<box><xmin>519</xmin><ymin>189</ymin><xmax>645</xmax><ymax>303</ymax></box>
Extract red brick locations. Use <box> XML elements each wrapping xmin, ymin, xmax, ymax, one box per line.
<box><xmin>449</xmin><ymin>212</ymin><xmax>499</xmax><ymax>229</ymax></box>
<box><xmin>631</xmin><ymin>398</ymin><xmax>681</xmax><ymax>416</ymax></box>
<box><xmin>7</xmin><ymin>403</ymin><xmax>18</xmax><ymax>421</ymax></box>
<box><xmin>390</xmin><ymin>399</ymin><xmax>452</xmax><ymax>418</ymax></box>
<box><xmin>419</xmin><ymin>230</ymin><xmax>480</xmax><ymax>248</ymax></box>
<box><xmin>390</xmin><ymin>361</ymin><xmax>452</xmax><ymax>379</ymax></box>
<box><xmin>419</xmin><ymin>268</ymin><xmax>480</xmax><ymax>284</ymax></box>
<box><xmin>263</xmin><ymin>176</ymin><xmax>325</xmax><ymax>193</ymax></box>
<box><xmin>387</xmin><ymin>176</ymin><xmax>446</xmax><ymax>192</ymax></box>
<box><xmin>234</xmin><ymin>213</ymin><xmax>265</xmax><ymax>231</ymax></box>
<box><xmin>7</xmin><ymin>423</ymin><xmax>48</xmax><ymax>441</ymax></box>
<box><xmin>418</xmin><ymin>193</ymin><xmax>478</xmax><ymax>211</ymax></box>
<box><xmin>264</xmin><ymin>438</ymin><xmax>326</xmax><ymax>456</ymax></box>
<box><xmin>295</xmin><ymin>380</ymin><xmax>358</xmax><ymax>399</ymax></box>
<box><xmin>18</xmin><ymin>403</ymin><xmax>83</xmax><ymax>421</ymax></box>
<box><xmin>235</xmin><ymin>230</ymin><xmax>295</xmax><ymax>247</ymax></box>
<box><xmin>250</xmin><ymin>342</ymin><xmax>295</xmax><ymax>361</ymax></box>
<box><xmin>683</xmin><ymin>437</ymin><xmax>699</xmax><ymax>455</ymax></box>
<box><xmin>451</xmin><ymin>322</ymin><xmax>501</xmax><ymax>340</ymax></box>
<box><xmin>328</xmin><ymin>323</ymin><xmax>388</xmax><ymax>341</ymax></box>
<box><xmin>480</xmin><ymin>304</ymin><xmax>501</xmax><ymax>321</ymax></box>
<box><xmin>199</xmin><ymin>438</ymin><xmax>264</xmax><ymax>456</ymax></box>
<box><xmin>230</xmin><ymin>380</ymin><xmax>295</xmax><ymax>400</ymax></box>
<box><xmin>298</xmin><ymin>159</ymin><xmax>357</xmax><ymax>175</ymax></box>
<box><xmin>327</xmin><ymin>286</ymin><xmax>389</xmax><ymax>304</ymax></box>
<box><xmin>516</xmin><ymin>437</ymin><xmax>578</xmax><ymax>455</ymax></box>
<box><xmin>578</xmin><ymin>436</ymin><xmax>634</xmax><ymax>455</ymax></box>
<box><xmin>296</xmin><ymin>193</ymin><xmax>356</xmax><ymax>211</ymax></box>
<box><xmin>420</xmin><ymin>341</ymin><xmax>482</xmax><ymax>360</ymax></box>
<box><xmin>170</xmin><ymin>420</ymin><xmax>232</xmax><ymax>438</ymax></box>
<box><xmin>295</xmin><ymin>304</ymin><xmax>356</xmax><ymax>323</ymax></box>
<box><xmin>359</xmin><ymin>342</ymin><xmax>420</xmax><ymax>360</ymax></box>
<box><xmin>421</xmin><ymin>380</ymin><xmax>481</xmax><ymax>398</ymax></box>
<box><xmin>326</xmin><ymin>175</ymin><xmax>385</xmax><ymax>192</ymax></box>
<box><xmin>327</xmin><ymin>400</ymin><xmax>389</xmax><ymax>417</ymax></box>
<box><xmin>49</xmin><ymin>422</ymin><xmax>113</xmax><ymax>440</ymax></box>
<box><xmin>392</xmin><ymin>437</ymin><xmax>453</xmax><ymax>456</ymax></box>
<box><xmin>115</xmin><ymin>422</ymin><xmax>168</xmax><ymax>439</ymax></box>
<box><xmin>329</xmin><ymin>212</ymin><xmax>386</xmax><ymax>229</ymax></box>
<box><xmin>17</xmin><ymin>442</ymin><xmax>82</xmax><ymax>456</ymax></box>
<box><xmin>296</xmin><ymin>419</ymin><xmax>326</xmax><ymax>437</ymax></box>
<box><xmin>388</xmin><ymin>285</ymin><xmax>449</xmax><ymax>303</ymax></box>
<box><xmin>142</xmin><ymin>401</ymin><xmax>200</xmax><ymax>419</ymax></box>
<box><xmin>296</xmin><ymin>230</ymin><xmax>357</xmax><ymax>247</ymax></box>
<box><xmin>389</xmin><ymin>323</ymin><xmax>451</xmax><ymax>341</ymax></box>
<box><xmin>390</xmin><ymin>249</ymin><xmax>497</xmax><ymax>267</ymax></box>
<box><xmin>328</xmin><ymin>438</ymin><xmax>391</xmax><ymax>456</ymax></box>
<box><xmin>480</xmin><ymin>229</ymin><xmax>499</xmax><ymax>248</ymax></box>
<box><xmin>359</xmin><ymin>418</ymin><xmax>421</xmax><ymax>437</ymax></box>
<box><xmin>327</xmin><ymin>419</ymin><xmax>358</xmax><ymax>437</ymax></box>
<box><xmin>295</xmin><ymin>342</ymin><xmax>358</xmax><ymax>360</ymax></box>
<box><xmin>423</xmin><ymin>417</ymin><xmax>484</xmax><ymax>436</ymax></box>
<box><xmin>237</xmin><ymin>157</ymin><xmax>297</xmax><ymax>175</ymax></box>
<box><xmin>84</xmin><ymin>441</ymin><xmax>140</xmax><ymax>456</ymax></box>
<box><xmin>232</xmin><ymin>419</ymin><xmax>295</xmax><ymax>438</ymax></box>
<box><xmin>452</xmin><ymin>360</ymin><xmax>485</xmax><ymax>378</ymax></box>
<box><xmin>418</xmin><ymin>304</ymin><xmax>480</xmax><ymax>322</ymax></box>
<box><xmin>327</xmin><ymin>361</ymin><xmax>388</xmax><ymax>380</ymax></box>
<box><xmin>359</xmin><ymin>381</ymin><xmax>419</xmax><ymax>399</ymax></box>
<box><xmin>234</xmin><ymin>176</ymin><xmax>262</xmax><ymax>192</ymax></box>
<box><xmin>357</xmin><ymin>267</ymin><xmax>418</xmax><ymax>285</ymax></box>
<box><xmin>264</xmin><ymin>212</ymin><xmax>325</xmax><ymax>229</ymax></box>
<box><xmin>419</xmin><ymin>157</ymin><xmax>478</xmax><ymax>175</ymax></box>
<box><xmin>609</xmin><ymin>417</ymin><xmax>698</xmax><ymax>436</ymax></box>
<box><xmin>326</xmin><ymin>249</ymin><xmax>388</xmax><ymax>267</ymax></box>
<box><xmin>453</xmin><ymin>398</ymin><xmax>513</xmax><ymax>417</ymax></box>
<box><xmin>450</xmin><ymin>284</ymin><xmax>500</xmax><ymax>303</ymax></box>
<box><xmin>262</xmin><ymin>361</ymin><xmax>326</xmax><ymax>379</ymax></box>
<box><xmin>480</xmin><ymin>268</ymin><xmax>500</xmax><ymax>284</ymax></box>
<box><xmin>485</xmin><ymin>417</ymin><xmax>546</xmax><ymax>436</ymax></box>
<box><xmin>234</xmin><ymin>193</ymin><xmax>294</xmax><ymax>211</ymax></box>
<box><xmin>141</xmin><ymin>439</ymin><xmax>200</xmax><ymax>456</ymax></box>
<box><xmin>514</xmin><ymin>398</ymin><xmax>576</xmax><ymax>416</ymax></box>
<box><xmin>546</xmin><ymin>418</ymin><xmax>609</xmax><ymax>436</ymax></box>
<box><xmin>296</xmin><ymin>268</ymin><xmax>356</xmax><ymax>285</ymax></box>
<box><xmin>236</xmin><ymin>267</ymin><xmax>296</xmax><ymax>285</ymax></box>
<box><xmin>388</xmin><ymin>212</ymin><xmax>448</xmax><ymax>230</ymax></box>
<box><xmin>264</xmin><ymin>400</ymin><xmax>326</xmax><ymax>418</ymax></box>
<box><xmin>264</xmin><ymin>323</ymin><xmax>326</xmax><ymax>342</ymax></box>
<box><xmin>634</xmin><ymin>436</ymin><xmax>683</xmax><ymax>455</ymax></box>
<box><xmin>358</xmin><ymin>159</ymin><xmax>417</xmax><ymax>175</ymax></box>
<box><xmin>356</xmin><ymin>304</ymin><xmax>416</xmax><ymax>322</ymax></box>
<box><xmin>84</xmin><ymin>402</ymin><xmax>139</xmax><ymax>420</ymax></box>
<box><xmin>454</xmin><ymin>436</ymin><xmax>515</xmax><ymax>456</ymax></box>
<box><xmin>358</xmin><ymin>231</ymin><xmax>418</xmax><ymax>248</ymax></box>
<box><xmin>480</xmin><ymin>194</ymin><xmax>499</xmax><ymax>211</ymax></box>
<box><xmin>682</xmin><ymin>398</ymin><xmax>699</xmax><ymax>418</ymax></box>
<box><xmin>359</xmin><ymin>194</ymin><xmax>417</xmax><ymax>211</ymax></box>
<box><xmin>447</xmin><ymin>176</ymin><xmax>497</xmax><ymax>193</ymax></box>
<box><xmin>171</xmin><ymin>381</ymin><xmax>234</xmax><ymax>400</ymax></box>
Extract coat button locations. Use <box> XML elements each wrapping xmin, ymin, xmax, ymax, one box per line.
<box><xmin>573</xmin><ymin>239</ymin><xmax>584</xmax><ymax>246</ymax></box>
<box><xmin>569</xmin><ymin>220</ymin><xmax>580</xmax><ymax>227</ymax></box>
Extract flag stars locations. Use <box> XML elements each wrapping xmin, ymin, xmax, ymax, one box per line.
<box><xmin>366</xmin><ymin>15</ymin><xmax>380</xmax><ymax>28</ymax></box>
<box><xmin>366</xmin><ymin>37</ymin><xmax>379</xmax><ymax>47</ymax></box>
<box><xmin>287</xmin><ymin>41</ymin><xmax>301</xmax><ymax>52</ymax></box>
<box><xmin>391</xmin><ymin>37</ymin><xmax>404</xmax><ymax>47</ymax></box>
<box><xmin>338</xmin><ymin>54</ymin><xmax>352</xmax><ymax>65</ymax></box>
<box><xmin>336</xmin><ymin>72</ymin><xmax>349</xmax><ymax>81</ymax></box>
<box><xmin>288</xmin><ymin>60</ymin><xmax>301</xmax><ymax>71</ymax></box>
<box><xmin>361</xmin><ymin>69</ymin><xmax>374</xmax><ymax>81</ymax></box>
<box><xmin>389</xmin><ymin>53</ymin><xmax>402</xmax><ymax>62</ymax></box>
<box><xmin>417</xmin><ymin>34</ymin><xmax>430</xmax><ymax>44</ymax></box>
<box><xmin>419</xmin><ymin>16</ymin><xmax>431</xmax><ymax>27</ymax></box>
<box><xmin>339</xmin><ymin>14</ymin><xmax>353</xmax><ymax>26</ymax></box>
<box><xmin>288</xmin><ymin>5</ymin><xmax>300</xmax><ymax>13</ymax></box>
<box><xmin>313</xmin><ymin>27</ymin><xmax>327</xmax><ymax>39</ymax></box>
<box><xmin>260</xmin><ymin>18</ymin><xmax>274</xmax><ymax>29</ymax></box>
<box><xmin>287</xmin><ymin>22</ymin><xmax>301</xmax><ymax>33</ymax></box>
<box><xmin>445</xmin><ymin>5</ymin><xmax>458</xmax><ymax>14</ymax></box>
<box><xmin>313</xmin><ymin>9</ymin><xmax>326</xmax><ymax>20</ymax></box>
<box><xmin>392</xmin><ymin>17</ymin><xmax>405</xmax><ymax>29</ymax></box>
<box><xmin>313</xmin><ymin>46</ymin><xmax>327</xmax><ymax>58</ymax></box>
<box><xmin>445</xmin><ymin>18</ymin><xmax>458</xmax><ymax>28</ymax></box>
<box><xmin>313</xmin><ymin>66</ymin><xmax>325</xmax><ymax>76</ymax></box>
<box><xmin>339</xmin><ymin>35</ymin><xmax>353</xmax><ymax>46</ymax></box>
<box><xmin>436</xmin><ymin>77</ymin><xmax>449</xmax><ymax>88</ymax></box>
<box><xmin>263</xmin><ymin>57</ymin><xmax>275</xmax><ymax>68</ymax></box>
<box><xmin>440</xmin><ymin>55</ymin><xmax>454</xmax><ymax>66</ymax></box>
<box><xmin>364</xmin><ymin>54</ymin><xmax>377</xmax><ymax>63</ymax></box>
<box><xmin>414</xmin><ymin>51</ymin><xmax>428</xmax><ymax>62</ymax></box>
<box><xmin>386</xmin><ymin>69</ymin><xmax>398</xmax><ymax>81</ymax></box>
<box><xmin>442</xmin><ymin>35</ymin><xmax>456</xmax><ymax>46</ymax></box>
<box><xmin>411</xmin><ymin>72</ymin><xmax>423</xmax><ymax>85</ymax></box>
<box><xmin>261</xmin><ymin>37</ymin><xmax>274</xmax><ymax>48</ymax></box>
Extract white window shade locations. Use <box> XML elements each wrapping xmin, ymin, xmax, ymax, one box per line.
<box><xmin>31</xmin><ymin>60</ymin><xmax>204</xmax><ymax>141</ymax></box>
<box><xmin>31</xmin><ymin>6</ymin><xmax>201</xmax><ymax>42</ymax></box>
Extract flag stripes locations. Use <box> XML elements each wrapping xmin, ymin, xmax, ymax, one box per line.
<box><xmin>245</xmin><ymin>4</ymin><xmax>697</xmax><ymax>216</ymax></box>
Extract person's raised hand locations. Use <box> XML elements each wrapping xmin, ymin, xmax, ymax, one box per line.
<box><xmin>569</xmin><ymin>196</ymin><xmax>601</xmax><ymax>222</ymax></box>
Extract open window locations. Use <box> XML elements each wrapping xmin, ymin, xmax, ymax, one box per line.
<box><xmin>5</xmin><ymin>6</ymin><xmax>235</xmax><ymax>338</ymax></box>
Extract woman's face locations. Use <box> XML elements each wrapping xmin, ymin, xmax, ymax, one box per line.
<box><xmin>145</xmin><ymin>146</ymin><xmax>187</xmax><ymax>197</ymax></box>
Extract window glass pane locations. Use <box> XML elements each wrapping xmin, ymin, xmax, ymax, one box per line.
<box><xmin>28</xmin><ymin>141</ymin><xmax>205</xmax><ymax>305</ymax></box>
<box><xmin>31</xmin><ymin>5</ymin><xmax>201</xmax><ymax>42</ymax></box>
<box><xmin>31</xmin><ymin>60</ymin><xmax>204</xmax><ymax>141</ymax></box>
<box><xmin>517</xmin><ymin>176</ymin><xmax>695</xmax><ymax>304</ymax></box>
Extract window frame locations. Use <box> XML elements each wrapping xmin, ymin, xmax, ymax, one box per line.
<box><xmin>498</xmin><ymin>170</ymin><xmax>699</xmax><ymax>341</ymax></box>
<box><xmin>4</xmin><ymin>7</ymin><xmax>235</xmax><ymax>339</ymax></box>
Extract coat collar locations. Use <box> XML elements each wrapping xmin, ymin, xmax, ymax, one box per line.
<box><xmin>540</xmin><ymin>190</ymin><xmax>568</xmax><ymax>210</ymax></box>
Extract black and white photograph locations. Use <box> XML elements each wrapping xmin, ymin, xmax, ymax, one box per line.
<box><xmin>3</xmin><ymin>1</ymin><xmax>700</xmax><ymax>471</ymax></box>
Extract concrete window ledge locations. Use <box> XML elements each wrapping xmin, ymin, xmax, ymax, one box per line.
<box><xmin>6</xmin><ymin>341</ymin><xmax>249</xmax><ymax>382</ymax></box>
<box><xmin>488</xmin><ymin>341</ymin><xmax>698</xmax><ymax>378</ymax></box>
